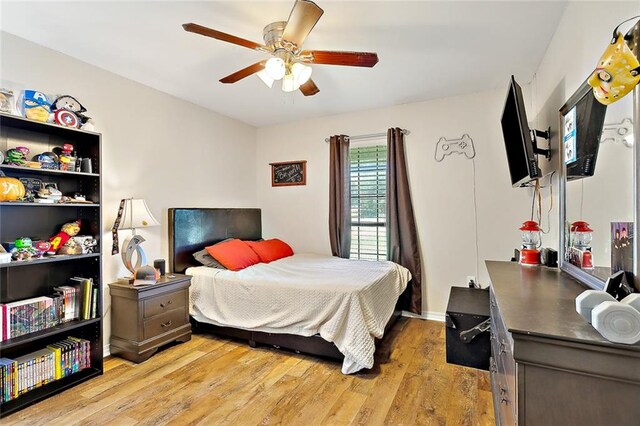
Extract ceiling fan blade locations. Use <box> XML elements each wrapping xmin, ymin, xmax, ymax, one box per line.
<box><xmin>299</xmin><ymin>79</ymin><xmax>320</xmax><ymax>96</ymax></box>
<box><xmin>281</xmin><ymin>0</ymin><xmax>324</xmax><ymax>50</ymax></box>
<box><xmin>183</xmin><ymin>23</ymin><xmax>267</xmax><ymax>51</ymax></box>
<box><xmin>300</xmin><ymin>50</ymin><xmax>379</xmax><ymax>67</ymax></box>
<box><xmin>220</xmin><ymin>61</ymin><xmax>266</xmax><ymax>84</ymax></box>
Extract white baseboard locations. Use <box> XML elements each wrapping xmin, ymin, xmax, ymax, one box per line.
<box><xmin>103</xmin><ymin>344</ymin><xmax>110</xmax><ymax>358</ymax></box>
<box><xmin>401</xmin><ymin>310</ymin><xmax>445</xmax><ymax>322</ymax></box>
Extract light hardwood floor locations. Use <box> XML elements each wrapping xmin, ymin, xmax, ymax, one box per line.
<box><xmin>4</xmin><ymin>318</ymin><xmax>494</xmax><ymax>425</ymax></box>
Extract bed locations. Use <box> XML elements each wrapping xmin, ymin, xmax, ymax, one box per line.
<box><xmin>168</xmin><ymin>208</ymin><xmax>408</xmax><ymax>373</ymax></box>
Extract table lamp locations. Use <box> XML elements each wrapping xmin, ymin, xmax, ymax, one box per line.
<box><xmin>112</xmin><ymin>198</ymin><xmax>159</xmax><ymax>274</ymax></box>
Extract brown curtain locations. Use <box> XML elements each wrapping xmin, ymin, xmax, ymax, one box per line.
<box><xmin>329</xmin><ymin>135</ymin><xmax>351</xmax><ymax>258</ymax></box>
<box><xmin>387</xmin><ymin>128</ymin><xmax>422</xmax><ymax>314</ymax></box>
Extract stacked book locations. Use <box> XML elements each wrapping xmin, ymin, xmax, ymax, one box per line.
<box><xmin>0</xmin><ymin>336</ymin><xmax>91</xmax><ymax>404</ymax></box>
<box><xmin>0</xmin><ymin>277</ymin><xmax>99</xmax><ymax>342</ymax></box>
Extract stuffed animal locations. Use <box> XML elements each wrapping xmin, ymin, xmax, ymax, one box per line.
<box><xmin>50</xmin><ymin>95</ymin><xmax>91</xmax><ymax>128</ymax></box>
<box><xmin>49</xmin><ymin>220</ymin><xmax>81</xmax><ymax>254</ymax></box>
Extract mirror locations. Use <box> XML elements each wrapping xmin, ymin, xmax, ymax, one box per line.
<box><xmin>560</xmin><ymin>20</ymin><xmax>640</xmax><ymax>291</ymax></box>
<box><xmin>563</xmin><ymin>95</ymin><xmax>634</xmax><ymax>285</ymax></box>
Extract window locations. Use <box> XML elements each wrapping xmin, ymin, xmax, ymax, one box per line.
<box><xmin>350</xmin><ymin>144</ymin><xmax>387</xmax><ymax>260</ymax></box>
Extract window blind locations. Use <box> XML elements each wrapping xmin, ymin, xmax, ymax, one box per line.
<box><xmin>349</xmin><ymin>144</ymin><xmax>387</xmax><ymax>260</ymax></box>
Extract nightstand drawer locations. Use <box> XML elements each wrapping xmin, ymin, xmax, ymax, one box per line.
<box><xmin>143</xmin><ymin>290</ymin><xmax>186</xmax><ymax>319</ymax></box>
<box><xmin>143</xmin><ymin>308</ymin><xmax>187</xmax><ymax>340</ymax></box>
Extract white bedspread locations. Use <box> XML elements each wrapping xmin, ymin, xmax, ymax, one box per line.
<box><xmin>186</xmin><ymin>253</ymin><xmax>410</xmax><ymax>374</ymax></box>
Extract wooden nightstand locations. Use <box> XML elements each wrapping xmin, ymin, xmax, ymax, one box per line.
<box><xmin>109</xmin><ymin>274</ymin><xmax>192</xmax><ymax>363</ymax></box>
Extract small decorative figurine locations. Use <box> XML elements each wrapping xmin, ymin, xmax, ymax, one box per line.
<box><xmin>11</xmin><ymin>237</ymin><xmax>38</xmax><ymax>261</ymax></box>
<box><xmin>73</xmin><ymin>236</ymin><xmax>98</xmax><ymax>254</ymax></box>
<box><xmin>34</xmin><ymin>152</ymin><xmax>59</xmax><ymax>170</ymax></box>
<box><xmin>57</xmin><ymin>238</ymin><xmax>83</xmax><ymax>255</ymax></box>
<box><xmin>49</xmin><ymin>220</ymin><xmax>81</xmax><ymax>254</ymax></box>
<box><xmin>36</xmin><ymin>183</ymin><xmax>62</xmax><ymax>204</ymax></box>
<box><xmin>4</xmin><ymin>147</ymin><xmax>30</xmax><ymax>166</ymax></box>
<box><xmin>21</xmin><ymin>90</ymin><xmax>51</xmax><ymax>122</ymax></box>
<box><xmin>34</xmin><ymin>241</ymin><xmax>52</xmax><ymax>256</ymax></box>
<box><xmin>0</xmin><ymin>88</ymin><xmax>16</xmax><ymax>114</ymax></box>
<box><xmin>57</xmin><ymin>144</ymin><xmax>75</xmax><ymax>171</ymax></box>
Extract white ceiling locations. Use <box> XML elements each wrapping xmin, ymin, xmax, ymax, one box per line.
<box><xmin>0</xmin><ymin>1</ymin><xmax>567</xmax><ymax>127</ymax></box>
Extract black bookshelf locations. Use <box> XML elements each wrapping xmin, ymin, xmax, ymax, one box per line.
<box><xmin>0</xmin><ymin>112</ymin><xmax>103</xmax><ymax>417</ymax></box>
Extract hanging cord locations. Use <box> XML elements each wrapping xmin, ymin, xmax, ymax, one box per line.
<box><xmin>471</xmin><ymin>158</ymin><xmax>480</xmax><ymax>282</ymax></box>
<box><xmin>539</xmin><ymin>171</ymin><xmax>555</xmax><ymax>234</ymax></box>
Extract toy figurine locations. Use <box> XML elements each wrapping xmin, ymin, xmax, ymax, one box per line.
<box><xmin>57</xmin><ymin>144</ymin><xmax>75</xmax><ymax>171</ymax></box>
<box><xmin>58</xmin><ymin>238</ymin><xmax>83</xmax><ymax>255</ymax></box>
<box><xmin>4</xmin><ymin>147</ymin><xmax>29</xmax><ymax>166</ymax></box>
<box><xmin>36</xmin><ymin>183</ymin><xmax>62</xmax><ymax>203</ymax></box>
<box><xmin>34</xmin><ymin>152</ymin><xmax>59</xmax><ymax>170</ymax></box>
<box><xmin>74</xmin><ymin>236</ymin><xmax>98</xmax><ymax>254</ymax></box>
<box><xmin>11</xmin><ymin>237</ymin><xmax>38</xmax><ymax>261</ymax></box>
<box><xmin>0</xmin><ymin>88</ymin><xmax>15</xmax><ymax>114</ymax></box>
<box><xmin>34</xmin><ymin>241</ymin><xmax>51</xmax><ymax>256</ymax></box>
<box><xmin>49</xmin><ymin>220</ymin><xmax>81</xmax><ymax>254</ymax></box>
<box><xmin>21</xmin><ymin>90</ymin><xmax>51</xmax><ymax>122</ymax></box>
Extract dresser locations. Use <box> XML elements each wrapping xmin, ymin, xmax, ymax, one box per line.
<box><xmin>487</xmin><ymin>261</ymin><xmax>640</xmax><ymax>425</ymax></box>
<box><xmin>109</xmin><ymin>274</ymin><xmax>192</xmax><ymax>363</ymax></box>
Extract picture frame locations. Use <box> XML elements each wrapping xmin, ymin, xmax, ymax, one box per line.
<box><xmin>269</xmin><ymin>160</ymin><xmax>307</xmax><ymax>187</ymax></box>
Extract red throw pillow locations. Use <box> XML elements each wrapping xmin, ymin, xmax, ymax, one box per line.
<box><xmin>205</xmin><ymin>239</ymin><xmax>261</xmax><ymax>271</ymax></box>
<box><xmin>246</xmin><ymin>239</ymin><xmax>294</xmax><ymax>263</ymax></box>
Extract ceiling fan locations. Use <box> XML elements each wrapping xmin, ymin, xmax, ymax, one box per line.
<box><xmin>183</xmin><ymin>0</ymin><xmax>379</xmax><ymax>96</ymax></box>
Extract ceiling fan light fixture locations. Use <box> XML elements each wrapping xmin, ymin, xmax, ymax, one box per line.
<box><xmin>291</xmin><ymin>62</ymin><xmax>312</xmax><ymax>85</ymax></box>
<box><xmin>281</xmin><ymin>73</ymin><xmax>300</xmax><ymax>92</ymax></box>
<box><xmin>257</xmin><ymin>70</ymin><xmax>275</xmax><ymax>88</ymax></box>
<box><xmin>265</xmin><ymin>57</ymin><xmax>286</xmax><ymax>80</ymax></box>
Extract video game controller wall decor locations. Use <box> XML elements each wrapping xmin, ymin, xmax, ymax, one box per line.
<box><xmin>601</xmin><ymin>118</ymin><xmax>633</xmax><ymax>147</ymax></box>
<box><xmin>435</xmin><ymin>134</ymin><xmax>476</xmax><ymax>162</ymax></box>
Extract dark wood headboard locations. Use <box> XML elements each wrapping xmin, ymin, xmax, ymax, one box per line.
<box><xmin>168</xmin><ymin>208</ymin><xmax>262</xmax><ymax>274</ymax></box>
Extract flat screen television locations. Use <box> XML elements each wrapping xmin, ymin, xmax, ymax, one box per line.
<box><xmin>559</xmin><ymin>80</ymin><xmax>607</xmax><ymax>180</ymax></box>
<box><xmin>501</xmin><ymin>76</ymin><xmax>542</xmax><ymax>187</ymax></box>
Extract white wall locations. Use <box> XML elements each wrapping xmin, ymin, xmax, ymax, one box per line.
<box><xmin>0</xmin><ymin>32</ymin><xmax>257</xmax><ymax>349</ymax></box>
<box><xmin>530</xmin><ymin>1</ymin><xmax>639</xmax><ymax>266</ymax></box>
<box><xmin>256</xmin><ymin>89</ymin><xmax>534</xmax><ymax>317</ymax></box>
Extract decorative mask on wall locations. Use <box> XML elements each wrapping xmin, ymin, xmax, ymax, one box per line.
<box><xmin>588</xmin><ymin>16</ymin><xmax>640</xmax><ymax>105</ymax></box>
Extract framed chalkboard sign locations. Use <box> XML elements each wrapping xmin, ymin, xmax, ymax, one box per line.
<box><xmin>270</xmin><ymin>160</ymin><xmax>307</xmax><ymax>187</ymax></box>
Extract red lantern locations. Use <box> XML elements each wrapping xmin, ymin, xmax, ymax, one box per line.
<box><xmin>519</xmin><ymin>220</ymin><xmax>542</xmax><ymax>265</ymax></box>
<box><xmin>570</xmin><ymin>221</ymin><xmax>594</xmax><ymax>269</ymax></box>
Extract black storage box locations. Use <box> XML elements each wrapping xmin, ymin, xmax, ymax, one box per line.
<box><xmin>445</xmin><ymin>286</ymin><xmax>491</xmax><ymax>371</ymax></box>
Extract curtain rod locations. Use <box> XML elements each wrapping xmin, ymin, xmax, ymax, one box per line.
<box><xmin>324</xmin><ymin>129</ymin><xmax>410</xmax><ymax>143</ymax></box>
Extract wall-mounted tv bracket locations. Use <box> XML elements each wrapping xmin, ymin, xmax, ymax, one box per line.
<box><xmin>530</xmin><ymin>127</ymin><xmax>551</xmax><ymax>160</ymax></box>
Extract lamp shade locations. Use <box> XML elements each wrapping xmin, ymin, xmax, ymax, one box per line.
<box><xmin>116</xmin><ymin>198</ymin><xmax>160</xmax><ymax>230</ymax></box>
<box><xmin>291</xmin><ymin>62</ymin><xmax>312</xmax><ymax>86</ymax></box>
<box><xmin>282</xmin><ymin>73</ymin><xmax>300</xmax><ymax>92</ymax></box>
<box><xmin>257</xmin><ymin>70</ymin><xmax>275</xmax><ymax>88</ymax></box>
<box><xmin>265</xmin><ymin>57</ymin><xmax>286</xmax><ymax>80</ymax></box>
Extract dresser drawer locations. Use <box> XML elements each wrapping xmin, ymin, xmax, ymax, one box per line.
<box><xmin>143</xmin><ymin>289</ymin><xmax>186</xmax><ymax>319</ymax></box>
<box><xmin>143</xmin><ymin>308</ymin><xmax>187</xmax><ymax>340</ymax></box>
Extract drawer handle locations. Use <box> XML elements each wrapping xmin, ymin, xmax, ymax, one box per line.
<box><xmin>501</xmin><ymin>397</ymin><xmax>509</xmax><ymax>405</ymax></box>
<box><xmin>500</xmin><ymin>387</ymin><xmax>507</xmax><ymax>396</ymax></box>
<box><xmin>499</xmin><ymin>340</ymin><xmax>507</xmax><ymax>354</ymax></box>
<box><xmin>161</xmin><ymin>320</ymin><xmax>172</xmax><ymax>328</ymax></box>
<box><xmin>160</xmin><ymin>300</ymin><xmax>173</xmax><ymax>308</ymax></box>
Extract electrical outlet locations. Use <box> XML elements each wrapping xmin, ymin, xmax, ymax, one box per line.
<box><xmin>466</xmin><ymin>276</ymin><xmax>476</xmax><ymax>287</ymax></box>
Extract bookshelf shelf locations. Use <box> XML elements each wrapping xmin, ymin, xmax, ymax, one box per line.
<box><xmin>0</xmin><ymin>253</ymin><xmax>100</xmax><ymax>269</ymax></box>
<box><xmin>0</xmin><ymin>202</ymin><xmax>100</xmax><ymax>207</ymax></box>
<box><xmin>0</xmin><ymin>112</ymin><xmax>103</xmax><ymax>417</ymax></box>
<box><xmin>0</xmin><ymin>368</ymin><xmax>101</xmax><ymax>417</ymax></box>
<box><xmin>0</xmin><ymin>318</ymin><xmax>101</xmax><ymax>351</ymax></box>
<box><xmin>0</xmin><ymin>164</ymin><xmax>99</xmax><ymax>178</ymax></box>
